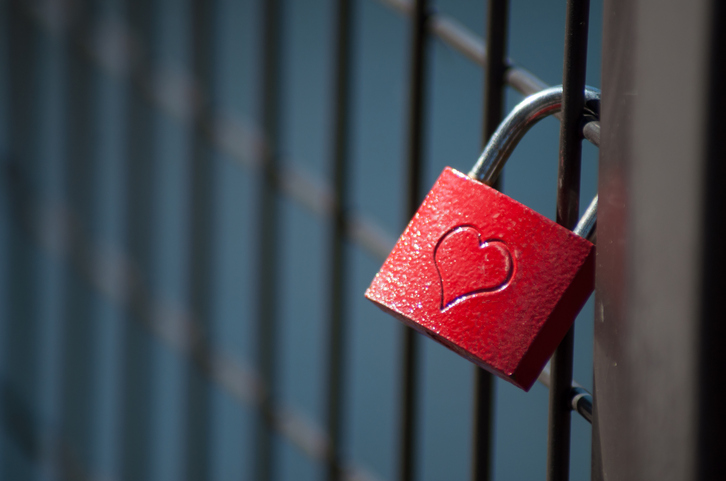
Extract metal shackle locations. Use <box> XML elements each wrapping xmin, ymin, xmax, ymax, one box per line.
<box><xmin>468</xmin><ymin>85</ymin><xmax>600</xmax><ymax>241</ymax></box>
<box><xmin>574</xmin><ymin>194</ymin><xmax>597</xmax><ymax>241</ymax></box>
<box><xmin>468</xmin><ymin>85</ymin><xmax>600</xmax><ymax>184</ymax></box>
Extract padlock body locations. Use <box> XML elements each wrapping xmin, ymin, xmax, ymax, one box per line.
<box><xmin>365</xmin><ymin>167</ymin><xmax>595</xmax><ymax>390</ymax></box>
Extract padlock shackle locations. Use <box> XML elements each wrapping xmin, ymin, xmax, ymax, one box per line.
<box><xmin>574</xmin><ymin>194</ymin><xmax>597</xmax><ymax>241</ymax></box>
<box><xmin>468</xmin><ymin>85</ymin><xmax>601</xmax><ymax>185</ymax></box>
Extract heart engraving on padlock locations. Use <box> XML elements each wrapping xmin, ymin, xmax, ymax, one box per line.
<box><xmin>434</xmin><ymin>225</ymin><xmax>514</xmax><ymax>309</ymax></box>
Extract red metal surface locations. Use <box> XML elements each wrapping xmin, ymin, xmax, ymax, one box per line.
<box><xmin>365</xmin><ymin>167</ymin><xmax>595</xmax><ymax>390</ymax></box>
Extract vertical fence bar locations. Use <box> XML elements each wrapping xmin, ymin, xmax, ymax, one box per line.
<box><xmin>185</xmin><ymin>1</ymin><xmax>216</xmax><ymax>480</ymax></box>
<box><xmin>325</xmin><ymin>0</ymin><xmax>353</xmax><ymax>479</ymax></box>
<box><xmin>120</xmin><ymin>1</ymin><xmax>155</xmax><ymax>479</ymax></box>
<box><xmin>398</xmin><ymin>1</ymin><xmax>429</xmax><ymax>480</ymax></box>
<box><xmin>254</xmin><ymin>0</ymin><xmax>282</xmax><ymax>479</ymax></box>
<box><xmin>59</xmin><ymin>0</ymin><xmax>99</xmax><ymax>468</ymax></box>
<box><xmin>547</xmin><ymin>0</ymin><xmax>590</xmax><ymax>480</ymax></box>
<box><xmin>471</xmin><ymin>1</ymin><xmax>509</xmax><ymax>480</ymax></box>
<box><xmin>2</xmin><ymin>2</ymin><xmax>43</xmax><ymax>477</ymax></box>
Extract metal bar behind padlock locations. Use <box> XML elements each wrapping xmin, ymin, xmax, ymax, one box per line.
<box><xmin>366</xmin><ymin>85</ymin><xmax>600</xmax><ymax>390</ymax></box>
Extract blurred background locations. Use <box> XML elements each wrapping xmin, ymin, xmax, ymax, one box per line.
<box><xmin>0</xmin><ymin>0</ymin><xmax>602</xmax><ymax>479</ymax></box>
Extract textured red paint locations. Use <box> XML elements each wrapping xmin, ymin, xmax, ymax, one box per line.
<box><xmin>435</xmin><ymin>227</ymin><xmax>513</xmax><ymax>308</ymax></box>
<box><xmin>365</xmin><ymin>167</ymin><xmax>595</xmax><ymax>391</ymax></box>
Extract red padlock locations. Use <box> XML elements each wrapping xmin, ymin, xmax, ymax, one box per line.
<box><xmin>365</xmin><ymin>86</ymin><xmax>599</xmax><ymax>391</ymax></box>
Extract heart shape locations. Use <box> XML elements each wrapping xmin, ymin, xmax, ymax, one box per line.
<box><xmin>434</xmin><ymin>226</ymin><xmax>514</xmax><ymax>309</ymax></box>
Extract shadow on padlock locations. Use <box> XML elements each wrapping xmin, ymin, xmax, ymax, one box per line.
<box><xmin>365</xmin><ymin>86</ymin><xmax>599</xmax><ymax>391</ymax></box>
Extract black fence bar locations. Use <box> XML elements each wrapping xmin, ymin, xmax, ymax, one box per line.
<box><xmin>398</xmin><ymin>1</ymin><xmax>430</xmax><ymax>480</ymax></box>
<box><xmin>120</xmin><ymin>0</ymin><xmax>156</xmax><ymax>478</ymax></box>
<box><xmin>325</xmin><ymin>0</ymin><xmax>354</xmax><ymax>479</ymax></box>
<box><xmin>3</xmin><ymin>3</ymin><xmax>44</xmax><ymax>480</ymax></box>
<box><xmin>548</xmin><ymin>0</ymin><xmax>591</xmax><ymax>480</ymax></box>
<box><xmin>186</xmin><ymin>1</ymin><xmax>216</xmax><ymax>479</ymax></box>
<box><xmin>59</xmin><ymin>0</ymin><xmax>98</xmax><ymax>477</ymax></box>
<box><xmin>471</xmin><ymin>1</ymin><xmax>509</xmax><ymax>481</ymax></box>
<box><xmin>254</xmin><ymin>0</ymin><xmax>283</xmax><ymax>479</ymax></box>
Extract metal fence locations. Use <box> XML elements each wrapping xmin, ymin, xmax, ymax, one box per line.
<box><xmin>2</xmin><ymin>0</ymin><xmax>610</xmax><ymax>480</ymax></box>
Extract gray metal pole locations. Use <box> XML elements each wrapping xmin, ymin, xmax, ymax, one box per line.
<box><xmin>595</xmin><ymin>0</ymin><xmax>726</xmax><ymax>479</ymax></box>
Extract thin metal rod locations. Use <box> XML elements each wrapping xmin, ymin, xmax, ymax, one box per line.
<box><xmin>547</xmin><ymin>0</ymin><xmax>590</xmax><ymax>480</ymax></box>
<box><xmin>570</xmin><ymin>387</ymin><xmax>593</xmax><ymax>423</ymax></box>
<box><xmin>3</xmin><ymin>3</ymin><xmax>48</xmax><ymax>480</ymax></box>
<box><xmin>471</xmin><ymin>1</ymin><xmax>508</xmax><ymax>480</ymax></box>
<box><xmin>481</xmin><ymin>0</ymin><xmax>509</xmax><ymax>147</ymax></box>
<box><xmin>185</xmin><ymin>1</ymin><xmax>216</xmax><ymax>480</ymax></box>
<box><xmin>254</xmin><ymin>0</ymin><xmax>282</xmax><ymax>479</ymax></box>
<box><xmin>398</xmin><ymin>1</ymin><xmax>429</xmax><ymax>480</ymax></box>
<box><xmin>119</xmin><ymin>1</ymin><xmax>155</xmax><ymax>479</ymax></box>
<box><xmin>325</xmin><ymin>0</ymin><xmax>353</xmax><ymax>479</ymax></box>
<box><xmin>538</xmin><ymin>366</ymin><xmax>593</xmax><ymax>424</ymax></box>
<box><xmin>59</xmin><ymin>1</ymin><xmax>102</xmax><ymax>477</ymax></box>
<box><xmin>548</xmin><ymin>325</ymin><xmax>576</xmax><ymax>481</ymax></box>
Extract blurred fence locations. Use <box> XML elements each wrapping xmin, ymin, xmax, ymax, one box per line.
<box><xmin>0</xmin><ymin>0</ymin><xmax>604</xmax><ymax>480</ymax></box>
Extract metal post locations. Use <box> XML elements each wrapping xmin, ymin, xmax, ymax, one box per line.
<box><xmin>595</xmin><ymin>0</ymin><xmax>726</xmax><ymax>479</ymax></box>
